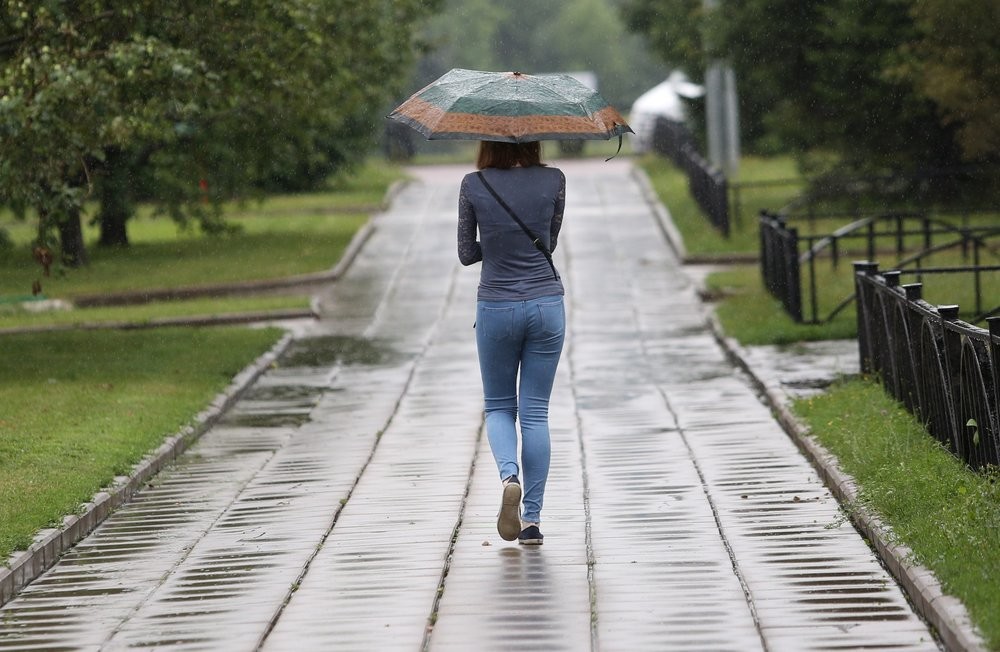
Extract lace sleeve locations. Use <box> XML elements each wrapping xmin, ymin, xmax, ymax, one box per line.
<box><xmin>549</xmin><ymin>171</ymin><xmax>566</xmax><ymax>252</ymax></box>
<box><xmin>458</xmin><ymin>178</ymin><xmax>482</xmax><ymax>266</ymax></box>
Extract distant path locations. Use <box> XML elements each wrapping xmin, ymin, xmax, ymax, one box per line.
<box><xmin>0</xmin><ymin>160</ymin><xmax>938</xmax><ymax>651</ymax></box>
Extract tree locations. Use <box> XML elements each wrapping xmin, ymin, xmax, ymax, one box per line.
<box><xmin>94</xmin><ymin>0</ymin><xmax>440</xmax><ymax>245</ymax></box>
<box><xmin>893</xmin><ymin>0</ymin><xmax>1000</xmax><ymax>162</ymax></box>
<box><xmin>414</xmin><ymin>0</ymin><xmax>665</xmax><ymax>116</ymax></box>
<box><xmin>1</xmin><ymin>0</ymin><xmax>438</xmax><ymax>275</ymax></box>
<box><xmin>0</xmin><ymin>1</ymin><xmax>210</xmax><ymax>265</ymax></box>
<box><xmin>619</xmin><ymin>0</ymin><xmax>703</xmax><ymax>72</ymax></box>
<box><xmin>620</xmin><ymin>0</ymin><xmax>985</xmax><ymax>175</ymax></box>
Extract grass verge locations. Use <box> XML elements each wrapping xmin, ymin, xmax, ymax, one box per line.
<box><xmin>0</xmin><ymin>159</ymin><xmax>402</xmax><ymax>299</ymax></box>
<box><xmin>0</xmin><ymin>295</ymin><xmax>311</xmax><ymax>330</ymax></box>
<box><xmin>0</xmin><ymin>327</ymin><xmax>284</xmax><ymax>562</ymax></box>
<box><xmin>706</xmin><ymin>265</ymin><xmax>857</xmax><ymax>345</ymax></box>
<box><xmin>794</xmin><ymin>378</ymin><xmax>1000</xmax><ymax>650</ymax></box>
<box><xmin>636</xmin><ymin>154</ymin><xmax>803</xmax><ymax>257</ymax></box>
<box><xmin>0</xmin><ymin>212</ymin><xmax>368</xmax><ymax>299</ymax></box>
<box><xmin>708</xmin><ymin>257</ymin><xmax>995</xmax><ymax>347</ymax></box>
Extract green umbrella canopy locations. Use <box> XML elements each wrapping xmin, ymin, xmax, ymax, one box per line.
<box><xmin>388</xmin><ymin>68</ymin><xmax>633</xmax><ymax>143</ymax></box>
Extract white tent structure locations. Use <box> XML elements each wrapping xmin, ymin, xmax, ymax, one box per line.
<box><xmin>630</xmin><ymin>71</ymin><xmax>705</xmax><ymax>153</ymax></box>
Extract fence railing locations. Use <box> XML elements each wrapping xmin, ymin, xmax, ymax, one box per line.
<box><xmin>760</xmin><ymin>210</ymin><xmax>1000</xmax><ymax>323</ymax></box>
<box><xmin>854</xmin><ymin>263</ymin><xmax>999</xmax><ymax>470</ymax></box>
<box><xmin>650</xmin><ymin>117</ymin><xmax>730</xmax><ymax>237</ymax></box>
<box><xmin>759</xmin><ymin>212</ymin><xmax>802</xmax><ymax>321</ymax></box>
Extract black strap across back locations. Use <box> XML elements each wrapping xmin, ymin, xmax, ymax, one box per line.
<box><xmin>476</xmin><ymin>171</ymin><xmax>559</xmax><ymax>281</ymax></box>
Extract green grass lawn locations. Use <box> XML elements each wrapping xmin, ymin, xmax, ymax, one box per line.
<box><xmin>0</xmin><ymin>327</ymin><xmax>284</xmax><ymax>562</ymax></box>
<box><xmin>637</xmin><ymin>154</ymin><xmax>804</xmax><ymax>257</ymax></box>
<box><xmin>706</xmin><ymin>265</ymin><xmax>857</xmax><ymax>345</ymax></box>
<box><xmin>0</xmin><ymin>160</ymin><xmax>402</xmax><ymax>299</ymax></box>
<box><xmin>795</xmin><ymin>379</ymin><xmax>1000</xmax><ymax>650</ymax></box>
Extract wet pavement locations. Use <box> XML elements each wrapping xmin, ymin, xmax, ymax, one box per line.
<box><xmin>0</xmin><ymin>160</ymin><xmax>941</xmax><ymax>650</ymax></box>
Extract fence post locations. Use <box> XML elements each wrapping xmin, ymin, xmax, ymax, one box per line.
<box><xmin>990</xmin><ymin>317</ymin><xmax>1000</xmax><ymax>440</ymax></box>
<box><xmin>854</xmin><ymin>261</ymin><xmax>879</xmax><ymax>373</ymax></box>
<box><xmin>939</xmin><ymin>305</ymin><xmax>963</xmax><ymax>458</ymax></box>
<box><xmin>901</xmin><ymin>284</ymin><xmax>925</xmax><ymax>411</ymax></box>
<box><xmin>787</xmin><ymin>226</ymin><xmax>802</xmax><ymax>323</ymax></box>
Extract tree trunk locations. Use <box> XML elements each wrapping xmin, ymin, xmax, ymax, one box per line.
<box><xmin>98</xmin><ymin>147</ymin><xmax>132</xmax><ymax>247</ymax></box>
<box><xmin>57</xmin><ymin>207</ymin><xmax>90</xmax><ymax>268</ymax></box>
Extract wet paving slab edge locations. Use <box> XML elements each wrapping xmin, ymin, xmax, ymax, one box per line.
<box><xmin>0</xmin><ymin>333</ymin><xmax>296</xmax><ymax>608</ymax></box>
<box><xmin>705</xmin><ymin>313</ymin><xmax>989</xmax><ymax>652</ymax></box>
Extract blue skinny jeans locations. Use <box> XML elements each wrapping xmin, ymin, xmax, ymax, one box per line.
<box><xmin>475</xmin><ymin>295</ymin><xmax>565</xmax><ymax>524</ymax></box>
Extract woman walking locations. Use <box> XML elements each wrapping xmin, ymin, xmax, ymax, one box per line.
<box><xmin>458</xmin><ymin>140</ymin><xmax>566</xmax><ymax>545</ymax></box>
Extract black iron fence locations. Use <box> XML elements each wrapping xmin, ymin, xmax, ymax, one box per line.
<box><xmin>650</xmin><ymin>118</ymin><xmax>730</xmax><ymax>237</ymax></box>
<box><xmin>760</xmin><ymin>210</ymin><xmax>1000</xmax><ymax>324</ymax></box>
<box><xmin>855</xmin><ymin>263</ymin><xmax>1000</xmax><ymax>470</ymax></box>
<box><xmin>759</xmin><ymin>212</ymin><xmax>803</xmax><ymax>321</ymax></box>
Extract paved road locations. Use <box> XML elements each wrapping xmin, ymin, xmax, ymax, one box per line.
<box><xmin>0</xmin><ymin>160</ymin><xmax>939</xmax><ymax>651</ymax></box>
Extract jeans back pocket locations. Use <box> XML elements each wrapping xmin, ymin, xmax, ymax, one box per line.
<box><xmin>479</xmin><ymin>305</ymin><xmax>515</xmax><ymax>341</ymax></box>
<box><xmin>536</xmin><ymin>299</ymin><xmax>565</xmax><ymax>336</ymax></box>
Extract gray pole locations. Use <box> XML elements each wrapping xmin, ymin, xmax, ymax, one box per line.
<box><xmin>703</xmin><ymin>0</ymin><xmax>740</xmax><ymax>178</ymax></box>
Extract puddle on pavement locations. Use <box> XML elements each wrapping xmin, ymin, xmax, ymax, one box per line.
<box><xmin>278</xmin><ymin>335</ymin><xmax>395</xmax><ymax>367</ymax></box>
<box><xmin>218</xmin><ymin>337</ymin><xmax>396</xmax><ymax>428</ymax></box>
<box><xmin>220</xmin><ymin>412</ymin><xmax>312</xmax><ymax>428</ymax></box>
<box><xmin>240</xmin><ymin>384</ymin><xmax>324</xmax><ymax>402</ymax></box>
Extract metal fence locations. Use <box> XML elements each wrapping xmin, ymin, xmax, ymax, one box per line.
<box><xmin>759</xmin><ymin>212</ymin><xmax>802</xmax><ymax>321</ymax></box>
<box><xmin>760</xmin><ymin>209</ymin><xmax>1000</xmax><ymax>324</ymax></box>
<box><xmin>650</xmin><ymin>118</ymin><xmax>730</xmax><ymax>237</ymax></box>
<box><xmin>854</xmin><ymin>263</ymin><xmax>1000</xmax><ymax>470</ymax></box>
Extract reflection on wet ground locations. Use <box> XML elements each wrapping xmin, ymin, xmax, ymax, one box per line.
<box><xmin>0</xmin><ymin>160</ymin><xmax>939</xmax><ymax>651</ymax></box>
<box><xmin>278</xmin><ymin>334</ymin><xmax>396</xmax><ymax>368</ymax></box>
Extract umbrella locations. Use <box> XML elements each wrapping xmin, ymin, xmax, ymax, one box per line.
<box><xmin>387</xmin><ymin>68</ymin><xmax>633</xmax><ymax>144</ymax></box>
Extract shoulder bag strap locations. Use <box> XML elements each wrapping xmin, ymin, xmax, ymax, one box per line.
<box><xmin>476</xmin><ymin>171</ymin><xmax>559</xmax><ymax>280</ymax></box>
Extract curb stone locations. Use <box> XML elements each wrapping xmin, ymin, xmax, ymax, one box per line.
<box><xmin>0</xmin><ymin>332</ymin><xmax>294</xmax><ymax>607</ymax></box>
<box><xmin>630</xmin><ymin>165</ymin><xmax>759</xmax><ymax>265</ymax></box>
<box><xmin>0</xmin><ymin>308</ymin><xmax>317</xmax><ymax>336</ymax></box>
<box><xmin>630</xmin><ymin>165</ymin><xmax>688</xmax><ymax>262</ymax></box>
<box><xmin>707</xmin><ymin>313</ymin><xmax>988</xmax><ymax>652</ymax></box>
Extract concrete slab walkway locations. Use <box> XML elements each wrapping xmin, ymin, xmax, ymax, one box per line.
<box><xmin>0</xmin><ymin>160</ymin><xmax>941</xmax><ymax>651</ymax></box>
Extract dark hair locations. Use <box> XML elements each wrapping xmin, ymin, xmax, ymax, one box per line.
<box><xmin>476</xmin><ymin>140</ymin><xmax>544</xmax><ymax>170</ymax></box>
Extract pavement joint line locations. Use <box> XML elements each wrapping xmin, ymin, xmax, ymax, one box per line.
<box><xmin>261</xmin><ymin>190</ymin><xmax>465</xmax><ymax>648</ymax></box>
<box><xmin>420</xmin><ymin>420</ymin><xmax>485</xmax><ymax>651</ymax></box>
<box><xmin>706</xmin><ymin>311</ymin><xmax>989</xmax><ymax>652</ymax></box>
<box><xmin>562</xmin><ymin>237</ymin><xmax>600</xmax><ymax>652</ymax></box>
<box><xmin>621</xmin><ymin>173</ymin><xmax>768</xmax><ymax>648</ymax></box>
<box><xmin>252</xmin><ymin>357</ymin><xmax>375</xmax><ymax>650</ymax></box>
<box><xmin>656</xmin><ymin>382</ymin><xmax>771</xmax><ymax>651</ymax></box>
<box><xmin>0</xmin><ymin>331</ymin><xmax>294</xmax><ymax>608</ymax></box>
<box><xmin>102</xmin><ymin>421</ymin><xmax>299</xmax><ymax>647</ymax></box>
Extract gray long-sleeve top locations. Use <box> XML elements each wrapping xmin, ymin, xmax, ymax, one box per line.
<box><xmin>458</xmin><ymin>166</ymin><xmax>566</xmax><ymax>301</ymax></box>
